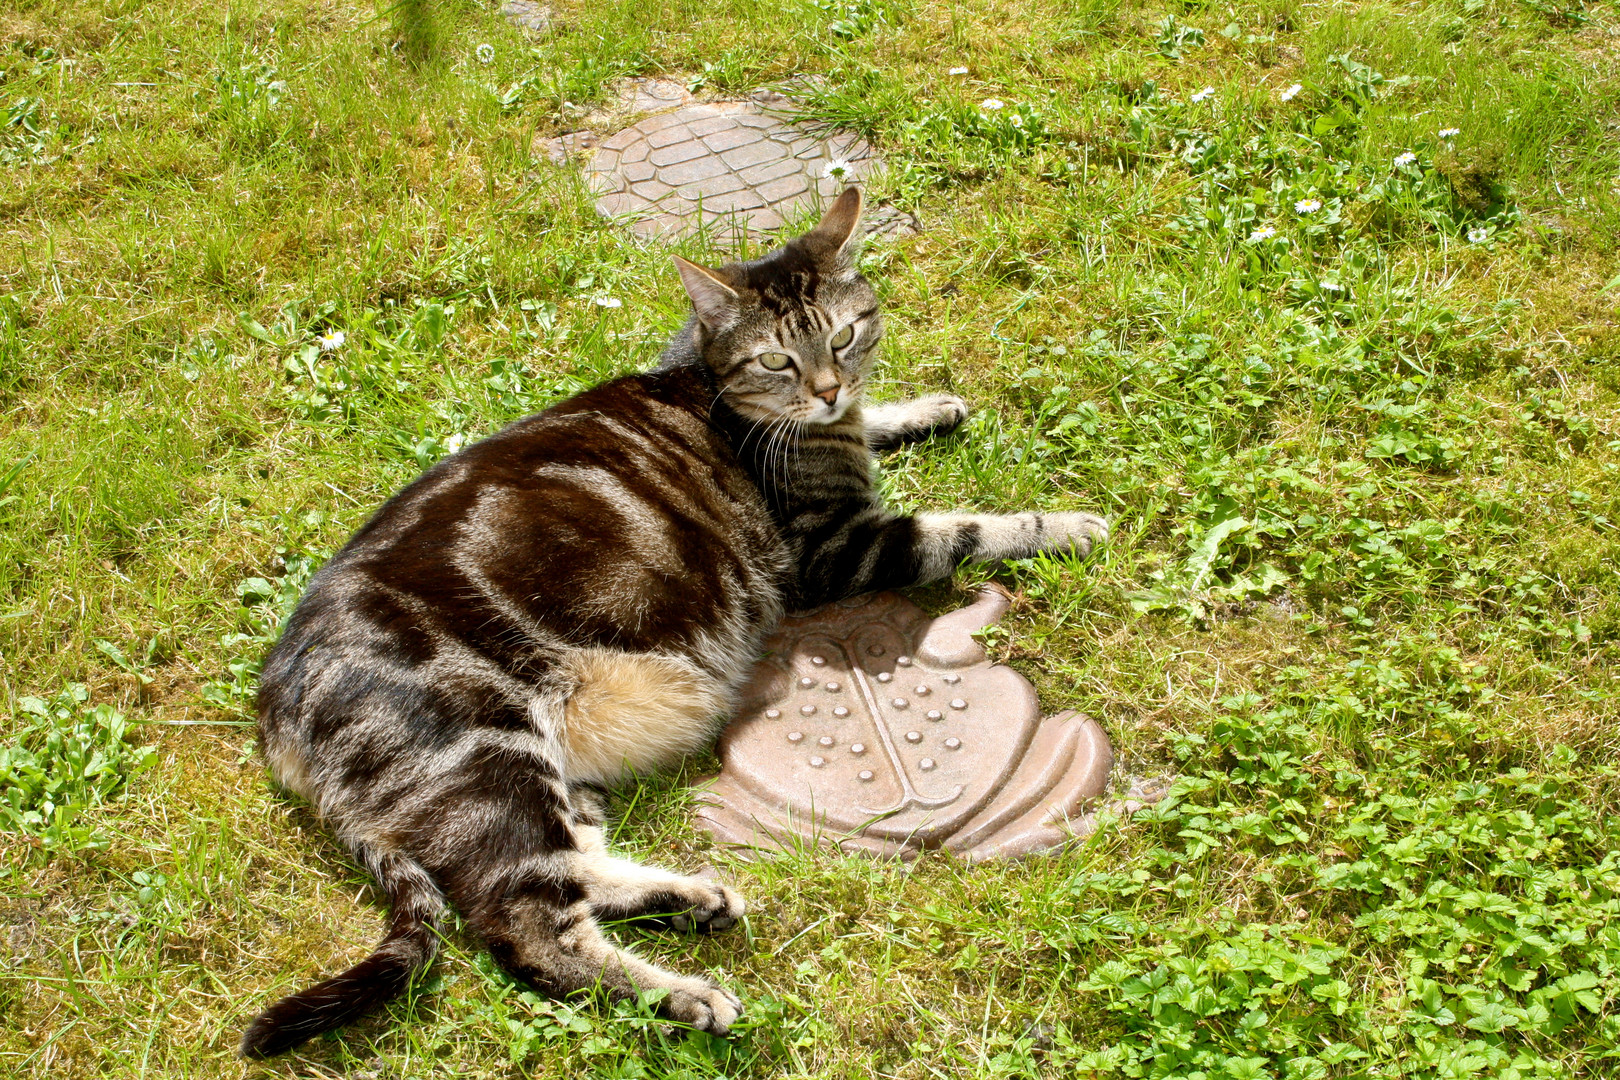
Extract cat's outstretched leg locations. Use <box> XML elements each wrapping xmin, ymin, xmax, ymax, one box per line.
<box><xmin>443</xmin><ymin>783</ymin><xmax>743</xmax><ymax>1034</ymax></box>
<box><xmin>471</xmin><ymin>865</ymin><xmax>744</xmax><ymax>1034</ymax></box>
<box><xmin>863</xmin><ymin>394</ymin><xmax>970</xmax><ymax>452</ymax></box>
<box><xmin>566</xmin><ymin>786</ymin><xmax>746</xmax><ymax>932</ymax></box>
<box><xmin>575</xmin><ymin>824</ymin><xmax>746</xmax><ymax>933</ymax></box>
<box><xmin>795</xmin><ymin>508</ymin><xmax>1109</xmax><ymax>606</ymax></box>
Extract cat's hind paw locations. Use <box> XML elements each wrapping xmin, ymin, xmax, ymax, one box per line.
<box><xmin>665</xmin><ymin>977</ymin><xmax>744</xmax><ymax>1035</ymax></box>
<box><xmin>669</xmin><ymin>879</ymin><xmax>746</xmax><ymax>933</ymax></box>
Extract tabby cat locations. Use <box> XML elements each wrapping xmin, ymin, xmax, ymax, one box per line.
<box><xmin>240</xmin><ymin>187</ymin><xmax>1107</xmax><ymax>1057</ymax></box>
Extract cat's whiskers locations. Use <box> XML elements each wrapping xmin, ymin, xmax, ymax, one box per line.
<box><xmin>763</xmin><ymin>412</ymin><xmax>794</xmax><ymax>512</ymax></box>
<box><xmin>737</xmin><ymin>405</ymin><xmax>774</xmax><ymax>461</ymax></box>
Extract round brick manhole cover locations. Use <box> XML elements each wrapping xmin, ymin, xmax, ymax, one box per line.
<box><xmin>587</xmin><ymin>101</ymin><xmax>882</xmax><ymax>239</ymax></box>
<box><xmin>695</xmin><ymin>589</ymin><xmax>1114</xmax><ymax>861</ymax></box>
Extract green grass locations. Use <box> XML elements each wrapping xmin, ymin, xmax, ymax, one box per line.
<box><xmin>2</xmin><ymin>0</ymin><xmax>1619</xmax><ymax>1075</ymax></box>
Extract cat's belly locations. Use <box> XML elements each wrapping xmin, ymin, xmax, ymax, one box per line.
<box><xmin>554</xmin><ymin>647</ymin><xmax>731</xmax><ymax>784</ymax></box>
<box><xmin>551</xmin><ymin>579</ymin><xmax>787</xmax><ymax>784</ymax></box>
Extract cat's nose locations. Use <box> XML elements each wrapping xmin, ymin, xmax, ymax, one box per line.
<box><xmin>813</xmin><ymin>385</ymin><xmax>840</xmax><ymax>406</ymax></box>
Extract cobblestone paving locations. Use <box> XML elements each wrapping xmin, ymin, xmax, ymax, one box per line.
<box><xmin>498</xmin><ymin>0</ymin><xmax>551</xmax><ymax>33</ymax></box>
<box><xmin>585</xmin><ymin>100</ymin><xmax>885</xmax><ymax>240</ymax></box>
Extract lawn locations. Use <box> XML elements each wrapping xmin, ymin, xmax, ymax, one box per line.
<box><xmin>2</xmin><ymin>0</ymin><xmax>1619</xmax><ymax>1076</ymax></box>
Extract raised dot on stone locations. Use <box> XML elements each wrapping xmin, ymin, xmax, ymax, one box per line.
<box><xmin>809</xmin><ymin>756</ymin><xmax>825</xmax><ymax>768</ymax></box>
<box><xmin>877</xmin><ymin>672</ymin><xmax>893</xmax><ymax>683</ymax></box>
<box><xmin>951</xmin><ymin>699</ymin><xmax>967</xmax><ymax>710</ymax></box>
<box><xmin>833</xmin><ymin>706</ymin><xmax>850</xmax><ymax>718</ymax></box>
<box><xmin>915</xmin><ymin>685</ymin><xmax>931</xmax><ymax>696</ymax></box>
<box><xmin>945</xmin><ymin>737</ymin><xmax>962</xmax><ymax>750</ymax></box>
<box><xmin>919</xmin><ymin>757</ymin><xmax>936</xmax><ymax>771</ymax></box>
<box><xmin>926</xmin><ymin>710</ymin><xmax>943</xmax><ymax>721</ymax></box>
<box><xmin>905</xmin><ymin>730</ymin><xmax>922</xmax><ymax>743</ymax></box>
<box><xmin>801</xmin><ymin>704</ymin><xmax>816</xmax><ymax>716</ymax></box>
<box><xmin>798</xmin><ymin>677</ymin><xmax>815</xmax><ymax>688</ymax></box>
<box><xmin>896</xmin><ymin>656</ymin><xmax>912</xmax><ymax>667</ymax></box>
<box><xmin>851</xmin><ymin>742</ymin><xmax>866</xmax><ymax>754</ymax></box>
<box><xmin>944</xmin><ymin>674</ymin><xmax>961</xmax><ymax>684</ymax></box>
<box><xmin>788</xmin><ymin>731</ymin><xmax>803</xmax><ymax>742</ymax></box>
<box><xmin>826</xmin><ymin>681</ymin><xmax>840</xmax><ymax>692</ymax></box>
<box><xmin>858</xmin><ymin>770</ymin><xmax>874</xmax><ymax>781</ymax></box>
<box><xmin>818</xmin><ymin>736</ymin><xmax>834</xmax><ymax>747</ymax></box>
<box><xmin>765</xmin><ymin>708</ymin><xmax>781</xmax><ymax>719</ymax></box>
<box><xmin>868</xmin><ymin>644</ymin><xmax>885</xmax><ymax>656</ymax></box>
<box><xmin>811</xmin><ymin>656</ymin><xmax>826</xmax><ymax>666</ymax></box>
<box><xmin>894</xmin><ymin>698</ymin><xmax>910</xmax><ymax>710</ymax></box>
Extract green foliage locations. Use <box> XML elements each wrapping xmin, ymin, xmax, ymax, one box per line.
<box><xmin>810</xmin><ymin>0</ymin><xmax>895</xmax><ymax>41</ymax></box>
<box><xmin>390</xmin><ymin>0</ymin><xmax>451</xmax><ymax>67</ymax></box>
<box><xmin>478</xmin><ymin>970</ymin><xmax>814</xmax><ymax>1077</ymax></box>
<box><xmin>1</xmin><ymin>686</ymin><xmax>154</xmax><ymax>853</ymax></box>
<box><xmin>202</xmin><ymin>552</ymin><xmax>323</xmax><ymax>714</ymax></box>
<box><xmin>0</xmin><ymin>96</ymin><xmax>53</xmax><ymax>167</ymax></box>
<box><xmin>210</xmin><ymin>57</ymin><xmax>290</xmax><ymax>153</ymax></box>
<box><xmin>1156</xmin><ymin>15</ymin><xmax>1207</xmax><ymax>60</ymax></box>
<box><xmin>1067</xmin><ymin>654</ymin><xmax>1620</xmax><ymax>1078</ymax></box>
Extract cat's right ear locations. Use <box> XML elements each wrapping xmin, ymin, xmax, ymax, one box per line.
<box><xmin>800</xmin><ymin>186</ymin><xmax>864</xmax><ymax>269</ymax></box>
<box><xmin>673</xmin><ymin>255</ymin><xmax>741</xmax><ymax>331</ymax></box>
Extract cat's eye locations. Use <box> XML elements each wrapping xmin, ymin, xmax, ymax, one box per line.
<box><xmin>830</xmin><ymin>324</ymin><xmax>855</xmax><ymax>349</ymax></box>
<box><xmin>757</xmin><ymin>352</ymin><xmax>794</xmax><ymax>371</ymax></box>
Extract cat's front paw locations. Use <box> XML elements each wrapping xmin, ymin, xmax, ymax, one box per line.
<box><xmin>916</xmin><ymin>393</ymin><xmax>969</xmax><ymax>435</ymax></box>
<box><xmin>1042</xmin><ymin>512</ymin><xmax>1109</xmax><ymax>556</ymax></box>
<box><xmin>664</xmin><ymin>977</ymin><xmax>744</xmax><ymax>1035</ymax></box>
<box><xmin>866</xmin><ymin>395</ymin><xmax>971</xmax><ymax>451</ymax></box>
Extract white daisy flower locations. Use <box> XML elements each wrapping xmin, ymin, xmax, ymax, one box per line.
<box><xmin>1439</xmin><ymin>127</ymin><xmax>1460</xmax><ymax>139</ymax></box>
<box><xmin>1191</xmin><ymin>86</ymin><xmax>1215</xmax><ymax>103</ymax></box>
<box><xmin>1009</xmin><ymin>113</ymin><xmax>1024</xmax><ymax>127</ymax></box>
<box><xmin>475</xmin><ymin>43</ymin><xmax>495</xmax><ymax>65</ymax></box>
<box><xmin>1294</xmin><ymin>198</ymin><xmax>1322</xmax><ymax>214</ymax></box>
<box><xmin>1467</xmin><ymin>227</ymin><xmax>1489</xmax><ymax>243</ymax></box>
<box><xmin>593</xmin><ymin>296</ymin><xmax>623</xmax><ymax>308</ymax></box>
<box><xmin>948</xmin><ymin>67</ymin><xmax>969</xmax><ymax>76</ymax></box>
<box><xmin>1280</xmin><ymin>83</ymin><xmax>1302</xmax><ymax>101</ymax></box>
<box><xmin>1320</xmin><ymin>280</ymin><xmax>1345</xmax><ymax>292</ymax></box>
<box><xmin>316</xmin><ymin>330</ymin><xmax>346</xmax><ymax>351</ymax></box>
<box><xmin>821</xmin><ymin>159</ymin><xmax>855</xmax><ymax>181</ymax></box>
<box><xmin>1394</xmin><ymin>151</ymin><xmax>1417</xmax><ymax>167</ymax></box>
<box><xmin>980</xmin><ymin>98</ymin><xmax>1005</xmax><ymax>111</ymax></box>
<box><xmin>1248</xmin><ymin>226</ymin><xmax>1277</xmax><ymax>242</ymax></box>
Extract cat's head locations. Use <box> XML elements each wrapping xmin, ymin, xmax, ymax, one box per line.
<box><xmin>674</xmin><ymin>187</ymin><xmax>882</xmax><ymax>426</ymax></box>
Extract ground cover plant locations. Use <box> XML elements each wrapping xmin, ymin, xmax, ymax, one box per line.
<box><xmin>1</xmin><ymin>0</ymin><xmax>1618</xmax><ymax>1076</ymax></box>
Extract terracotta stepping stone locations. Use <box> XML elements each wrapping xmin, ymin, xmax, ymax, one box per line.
<box><xmin>695</xmin><ymin>589</ymin><xmax>1114</xmax><ymax>861</ymax></box>
<box><xmin>585</xmin><ymin>100</ymin><xmax>885</xmax><ymax>240</ymax></box>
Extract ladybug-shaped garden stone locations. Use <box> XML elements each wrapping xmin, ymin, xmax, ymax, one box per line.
<box><xmin>695</xmin><ymin>588</ymin><xmax>1114</xmax><ymax>861</ymax></box>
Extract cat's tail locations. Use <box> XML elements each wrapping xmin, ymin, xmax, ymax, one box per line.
<box><xmin>239</xmin><ymin>848</ymin><xmax>445</xmax><ymax>1058</ymax></box>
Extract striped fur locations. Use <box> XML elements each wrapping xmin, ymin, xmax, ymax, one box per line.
<box><xmin>242</xmin><ymin>188</ymin><xmax>1106</xmax><ymax>1056</ymax></box>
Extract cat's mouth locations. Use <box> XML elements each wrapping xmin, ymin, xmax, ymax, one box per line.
<box><xmin>804</xmin><ymin>383</ymin><xmax>860</xmax><ymax>425</ymax></box>
<box><xmin>806</xmin><ymin>398</ymin><xmax>851</xmax><ymax>425</ymax></box>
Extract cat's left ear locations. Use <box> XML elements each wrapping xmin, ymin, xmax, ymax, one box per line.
<box><xmin>801</xmin><ymin>186</ymin><xmax>864</xmax><ymax>269</ymax></box>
